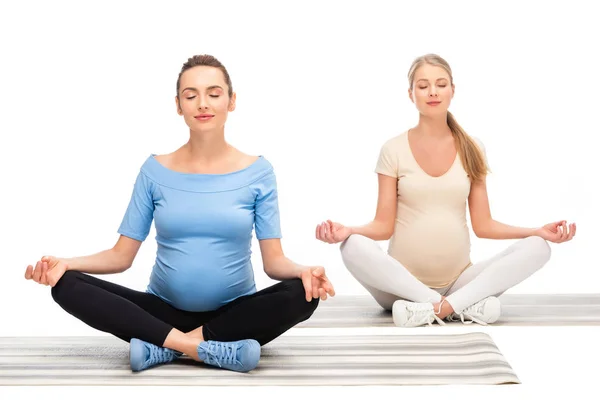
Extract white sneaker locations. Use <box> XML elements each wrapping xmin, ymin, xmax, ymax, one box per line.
<box><xmin>446</xmin><ymin>296</ymin><xmax>502</xmax><ymax>325</ymax></box>
<box><xmin>392</xmin><ymin>300</ymin><xmax>446</xmax><ymax>327</ymax></box>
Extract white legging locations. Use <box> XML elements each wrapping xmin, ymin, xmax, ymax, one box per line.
<box><xmin>339</xmin><ymin>234</ymin><xmax>552</xmax><ymax>313</ymax></box>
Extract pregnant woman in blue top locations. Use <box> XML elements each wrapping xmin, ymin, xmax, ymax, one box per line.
<box><xmin>24</xmin><ymin>55</ymin><xmax>335</xmax><ymax>373</ymax></box>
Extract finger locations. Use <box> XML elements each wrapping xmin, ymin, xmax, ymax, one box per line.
<box><xmin>327</xmin><ymin>220</ymin><xmax>335</xmax><ymax>232</ymax></box>
<box><xmin>312</xmin><ymin>266</ymin><xmax>325</xmax><ymax>277</ymax></box>
<box><xmin>553</xmin><ymin>224</ymin><xmax>562</xmax><ymax>242</ymax></box>
<box><xmin>319</xmin><ymin>288</ymin><xmax>327</xmax><ymax>301</ymax></box>
<box><xmin>317</xmin><ymin>223</ymin><xmax>326</xmax><ymax>241</ymax></box>
<box><xmin>300</xmin><ymin>270</ymin><xmax>313</xmax><ymax>302</ymax></box>
<box><xmin>41</xmin><ymin>256</ymin><xmax>55</xmax><ymax>268</ymax></box>
<box><xmin>47</xmin><ymin>269</ymin><xmax>57</xmax><ymax>287</ymax></box>
<box><xmin>325</xmin><ymin>279</ymin><xmax>336</xmax><ymax>296</ymax></box>
<box><xmin>48</xmin><ymin>266</ymin><xmax>63</xmax><ymax>287</ymax></box>
<box><xmin>322</xmin><ymin>222</ymin><xmax>329</xmax><ymax>240</ymax></box>
<box><xmin>567</xmin><ymin>223</ymin><xmax>576</xmax><ymax>241</ymax></box>
<box><xmin>318</xmin><ymin>223</ymin><xmax>325</xmax><ymax>241</ymax></box>
<box><xmin>550</xmin><ymin>221</ymin><xmax>564</xmax><ymax>233</ymax></box>
<box><xmin>40</xmin><ymin>262</ymin><xmax>49</xmax><ymax>285</ymax></box>
<box><xmin>311</xmin><ymin>276</ymin><xmax>320</xmax><ymax>299</ymax></box>
<box><xmin>324</xmin><ymin>223</ymin><xmax>333</xmax><ymax>243</ymax></box>
<box><xmin>43</xmin><ymin>262</ymin><xmax>51</xmax><ymax>285</ymax></box>
<box><xmin>32</xmin><ymin>261</ymin><xmax>43</xmax><ymax>283</ymax></box>
<box><xmin>322</xmin><ymin>223</ymin><xmax>331</xmax><ymax>242</ymax></box>
<box><xmin>562</xmin><ymin>222</ymin><xmax>568</xmax><ymax>241</ymax></box>
<box><xmin>25</xmin><ymin>265</ymin><xmax>34</xmax><ymax>280</ymax></box>
<box><xmin>572</xmin><ymin>223</ymin><xmax>577</xmax><ymax>237</ymax></box>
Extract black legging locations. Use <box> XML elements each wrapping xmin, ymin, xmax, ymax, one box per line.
<box><xmin>51</xmin><ymin>270</ymin><xmax>318</xmax><ymax>346</ymax></box>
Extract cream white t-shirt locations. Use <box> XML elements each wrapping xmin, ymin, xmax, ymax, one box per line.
<box><xmin>375</xmin><ymin>131</ymin><xmax>488</xmax><ymax>288</ymax></box>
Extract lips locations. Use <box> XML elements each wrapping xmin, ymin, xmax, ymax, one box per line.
<box><xmin>194</xmin><ymin>114</ymin><xmax>214</xmax><ymax>121</ymax></box>
<box><xmin>426</xmin><ymin>101</ymin><xmax>441</xmax><ymax>105</ymax></box>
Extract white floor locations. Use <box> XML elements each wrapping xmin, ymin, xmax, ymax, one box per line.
<box><xmin>1</xmin><ymin>325</ymin><xmax>596</xmax><ymax>399</ymax></box>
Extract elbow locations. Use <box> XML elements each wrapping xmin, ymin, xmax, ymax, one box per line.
<box><xmin>116</xmin><ymin>264</ymin><xmax>132</xmax><ymax>273</ymax></box>
<box><xmin>263</xmin><ymin>266</ymin><xmax>274</xmax><ymax>279</ymax></box>
<box><xmin>372</xmin><ymin>219</ymin><xmax>394</xmax><ymax>240</ymax></box>
<box><xmin>381</xmin><ymin>221</ymin><xmax>395</xmax><ymax>240</ymax></box>
<box><xmin>381</xmin><ymin>229</ymin><xmax>394</xmax><ymax>240</ymax></box>
<box><xmin>472</xmin><ymin>222</ymin><xmax>491</xmax><ymax>238</ymax></box>
<box><xmin>110</xmin><ymin>249</ymin><xmax>134</xmax><ymax>273</ymax></box>
<box><xmin>262</xmin><ymin>259</ymin><xmax>279</xmax><ymax>279</ymax></box>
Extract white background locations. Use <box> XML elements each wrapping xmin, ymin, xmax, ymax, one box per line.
<box><xmin>1</xmin><ymin>0</ymin><xmax>597</xmax><ymax>397</ymax></box>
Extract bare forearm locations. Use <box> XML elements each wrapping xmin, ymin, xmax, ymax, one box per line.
<box><xmin>476</xmin><ymin>219</ymin><xmax>536</xmax><ymax>240</ymax></box>
<box><xmin>264</xmin><ymin>255</ymin><xmax>305</xmax><ymax>281</ymax></box>
<box><xmin>64</xmin><ymin>248</ymin><xmax>132</xmax><ymax>274</ymax></box>
<box><xmin>349</xmin><ymin>220</ymin><xmax>393</xmax><ymax>241</ymax></box>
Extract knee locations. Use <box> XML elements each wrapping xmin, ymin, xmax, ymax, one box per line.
<box><xmin>339</xmin><ymin>234</ymin><xmax>371</xmax><ymax>268</ymax></box>
<box><xmin>281</xmin><ymin>279</ymin><xmax>320</xmax><ymax>317</ymax></box>
<box><xmin>524</xmin><ymin>236</ymin><xmax>552</xmax><ymax>265</ymax></box>
<box><xmin>50</xmin><ymin>270</ymin><xmax>82</xmax><ymax>304</ymax></box>
<box><xmin>340</xmin><ymin>234</ymin><xmax>362</xmax><ymax>257</ymax></box>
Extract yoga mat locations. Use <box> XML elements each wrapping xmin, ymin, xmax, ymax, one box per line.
<box><xmin>0</xmin><ymin>333</ymin><xmax>519</xmax><ymax>386</ymax></box>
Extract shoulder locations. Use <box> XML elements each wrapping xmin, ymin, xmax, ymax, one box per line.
<box><xmin>234</xmin><ymin>151</ymin><xmax>265</xmax><ymax>172</ymax></box>
<box><xmin>378</xmin><ymin>131</ymin><xmax>409</xmax><ymax>160</ymax></box>
<box><xmin>231</xmin><ymin>147</ymin><xmax>274</xmax><ymax>172</ymax></box>
<box><xmin>382</xmin><ymin>131</ymin><xmax>408</xmax><ymax>149</ymax></box>
<box><xmin>152</xmin><ymin>152</ymin><xmax>173</xmax><ymax>167</ymax></box>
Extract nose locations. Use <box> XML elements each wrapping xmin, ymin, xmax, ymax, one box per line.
<box><xmin>197</xmin><ymin>96</ymin><xmax>209</xmax><ymax>110</ymax></box>
<box><xmin>429</xmin><ymin>89</ymin><xmax>439</xmax><ymax>97</ymax></box>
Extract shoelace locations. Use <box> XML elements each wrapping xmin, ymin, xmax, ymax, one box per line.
<box><xmin>405</xmin><ymin>303</ymin><xmax>446</xmax><ymax>326</ymax></box>
<box><xmin>447</xmin><ymin>301</ymin><xmax>488</xmax><ymax>325</ymax></box>
<box><xmin>148</xmin><ymin>346</ymin><xmax>175</xmax><ymax>365</ymax></box>
<box><xmin>200</xmin><ymin>342</ymin><xmax>240</xmax><ymax>368</ymax></box>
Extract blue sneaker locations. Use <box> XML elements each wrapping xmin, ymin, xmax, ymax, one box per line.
<box><xmin>197</xmin><ymin>339</ymin><xmax>261</xmax><ymax>372</ymax></box>
<box><xmin>130</xmin><ymin>338</ymin><xmax>182</xmax><ymax>372</ymax></box>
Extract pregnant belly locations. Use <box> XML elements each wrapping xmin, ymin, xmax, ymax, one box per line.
<box><xmin>147</xmin><ymin>261</ymin><xmax>256</xmax><ymax>312</ymax></box>
<box><xmin>389</xmin><ymin>214</ymin><xmax>471</xmax><ymax>287</ymax></box>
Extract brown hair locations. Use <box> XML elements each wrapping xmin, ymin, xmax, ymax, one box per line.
<box><xmin>408</xmin><ymin>54</ymin><xmax>489</xmax><ymax>182</ymax></box>
<box><xmin>176</xmin><ymin>55</ymin><xmax>233</xmax><ymax>98</ymax></box>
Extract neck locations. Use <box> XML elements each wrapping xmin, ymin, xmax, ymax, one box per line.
<box><xmin>415</xmin><ymin>113</ymin><xmax>452</xmax><ymax>138</ymax></box>
<box><xmin>183</xmin><ymin>128</ymin><xmax>231</xmax><ymax>163</ymax></box>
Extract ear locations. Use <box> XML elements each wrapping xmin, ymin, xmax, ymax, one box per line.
<box><xmin>175</xmin><ymin>96</ymin><xmax>183</xmax><ymax>115</ymax></box>
<box><xmin>228</xmin><ymin>92</ymin><xmax>237</xmax><ymax>112</ymax></box>
<box><xmin>408</xmin><ymin>88</ymin><xmax>414</xmax><ymax>104</ymax></box>
<box><xmin>451</xmin><ymin>83</ymin><xmax>455</xmax><ymax>99</ymax></box>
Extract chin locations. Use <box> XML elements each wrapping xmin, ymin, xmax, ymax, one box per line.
<box><xmin>420</xmin><ymin>110</ymin><xmax>448</xmax><ymax>118</ymax></box>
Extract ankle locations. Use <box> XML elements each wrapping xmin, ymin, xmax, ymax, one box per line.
<box><xmin>185</xmin><ymin>325</ymin><xmax>204</xmax><ymax>340</ymax></box>
<box><xmin>163</xmin><ymin>330</ymin><xmax>203</xmax><ymax>361</ymax></box>
<box><xmin>432</xmin><ymin>298</ymin><xmax>455</xmax><ymax>319</ymax></box>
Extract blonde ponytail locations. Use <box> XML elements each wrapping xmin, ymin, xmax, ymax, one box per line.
<box><xmin>447</xmin><ymin>111</ymin><xmax>489</xmax><ymax>182</ymax></box>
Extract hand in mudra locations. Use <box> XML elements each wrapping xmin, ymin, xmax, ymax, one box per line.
<box><xmin>299</xmin><ymin>266</ymin><xmax>336</xmax><ymax>302</ymax></box>
<box><xmin>315</xmin><ymin>220</ymin><xmax>352</xmax><ymax>244</ymax></box>
<box><xmin>534</xmin><ymin>220</ymin><xmax>576</xmax><ymax>243</ymax></box>
<box><xmin>25</xmin><ymin>256</ymin><xmax>68</xmax><ymax>287</ymax></box>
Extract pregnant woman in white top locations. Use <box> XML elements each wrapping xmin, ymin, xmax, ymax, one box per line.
<box><xmin>315</xmin><ymin>53</ymin><xmax>576</xmax><ymax>327</ymax></box>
